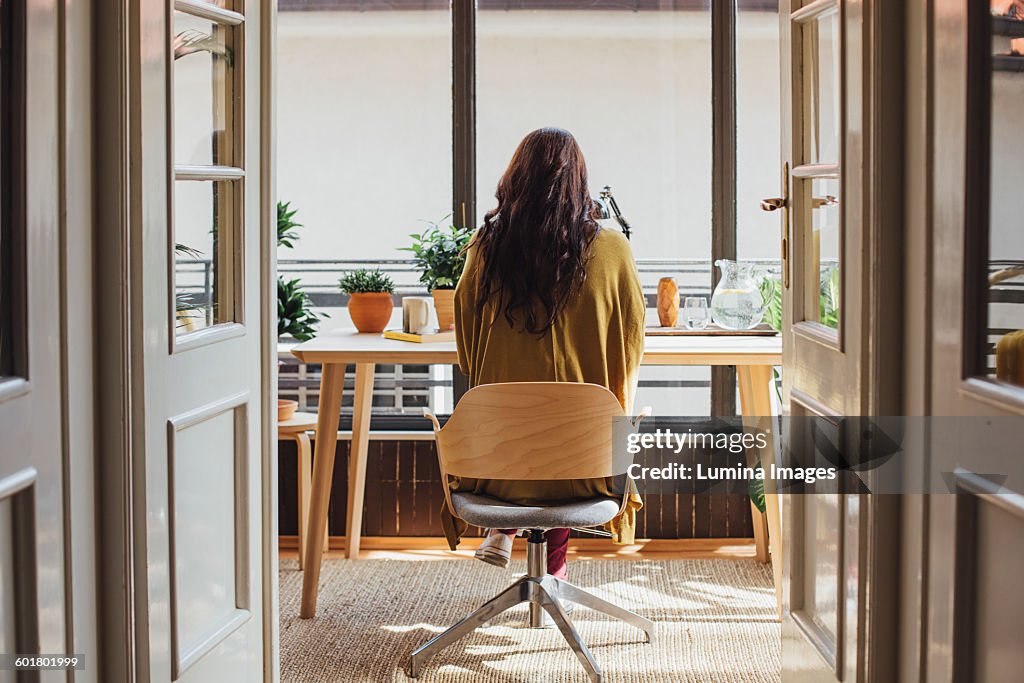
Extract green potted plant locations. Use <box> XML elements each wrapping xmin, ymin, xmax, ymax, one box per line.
<box><xmin>339</xmin><ymin>269</ymin><xmax>395</xmax><ymax>333</ymax></box>
<box><xmin>403</xmin><ymin>221</ymin><xmax>473</xmax><ymax>330</ymax></box>
<box><xmin>275</xmin><ymin>201</ymin><xmax>325</xmax><ymax>341</ymax></box>
<box><xmin>278</xmin><ymin>278</ymin><xmax>322</xmax><ymax>341</ymax></box>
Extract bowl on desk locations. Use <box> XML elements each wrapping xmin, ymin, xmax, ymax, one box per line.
<box><xmin>278</xmin><ymin>399</ymin><xmax>298</xmax><ymax>422</ymax></box>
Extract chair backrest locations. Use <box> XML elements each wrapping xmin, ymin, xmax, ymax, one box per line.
<box><xmin>435</xmin><ymin>382</ymin><xmax>631</xmax><ymax>480</ymax></box>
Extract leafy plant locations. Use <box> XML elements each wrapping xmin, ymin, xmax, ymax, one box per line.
<box><xmin>748</xmin><ymin>466</ymin><xmax>766</xmax><ymax>514</ymax></box>
<box><xmin>174</xmin><ymin>242</ymin><xmax>204</xmax><ymax>260</ymax></box>
<box><xmin>174</xmin><ymin>242</ymin><xmax>209</xmax><ymax>328</ymax></box>
<box><xmin>758</xmin><ymin>266</ymin><xmax>839</xmax><ymax>332</ymax></box>
<box><xmin>401</xmin><ymin>220</ymin><xmax>473</xmax><ymax>291</ymax></box>
<box><xmin>278</xmin><ymin>278</ymin><xmax>322</xmax><ymax>341</ymax></box>
<box><xmin>173</xmin><ymin>29</ymin><xmax>233</xmax><ymax>65</ymax></box>
<box><xmin>819</xmin><ymin>265</ymin><xmax>840</xmax><ymax>329</ymax></box>
<box><xmin>759</xmin><ymin>276</ymin><xmax>783</xmax><ymax>332</ymax></box>
<box><xmin>275</xmin><ymin>200</ymin><xmax>326</xmax><ymax>339</ymax></box>
<box><xmin>339</xmin><ymin>269</ymin><xmax>395</xmax><ymax>294</ymax></box>
<box><xmin>277</xmin><ymin>201</ymin><xmax>302</xmax><ymax>249</ymax></box>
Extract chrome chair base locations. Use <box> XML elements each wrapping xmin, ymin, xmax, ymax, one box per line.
<box><xmin>408</xmin><ymin>536</ymin><xmax>655</xmax><ymax>683</ymax></box>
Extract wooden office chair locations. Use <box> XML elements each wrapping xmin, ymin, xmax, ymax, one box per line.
<box><xmin>409</xmin><ymin>382</ymin><xmax>655</xmax><ymax>683</ymax></box>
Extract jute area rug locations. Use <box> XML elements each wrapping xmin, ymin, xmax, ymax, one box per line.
<box><xmin>280</xmin><ymin>557</ymin><xmax>780</xmax><ymax>682</ymax></box>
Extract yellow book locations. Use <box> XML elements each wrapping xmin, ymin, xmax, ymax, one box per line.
<box><xmin>382</xmin><ymin>328</ymin><xmax>456</xmax><ymax>343</ymax></box>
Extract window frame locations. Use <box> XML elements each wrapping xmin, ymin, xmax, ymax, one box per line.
<box><xmin>168</xmin><ymin>0</ymin><xmax>247</xmax><ymax>352</ymax></box>
<box><xmin>0</xmin><ymin>0</ymin><xmax>28</xmax><ymax>385</ymax></box>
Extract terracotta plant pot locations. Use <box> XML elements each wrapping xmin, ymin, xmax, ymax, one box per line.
<box><xmin>657</xmin><ymin>277</ymin><xmax>679</xmax><ymax>327</ymax></box>
<box><xmin>278</xmin><ymin>399</ymin><xmax>298</xmax><ymax>422</ymax></box>
<box><xmin>432</xmin><ymin>288</ymin><xmax>456</xmax><ymax>331</ymax></box>
<box><xmin>348</xmin><ymin>292</ymin><xmax>394</xmax><ymax>333</ymax></box>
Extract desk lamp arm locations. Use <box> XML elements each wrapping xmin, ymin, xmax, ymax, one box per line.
<box><xmin>600</xmin><ymin>185</ymin><xmax>633</xmax><ymax>240</ymax></box>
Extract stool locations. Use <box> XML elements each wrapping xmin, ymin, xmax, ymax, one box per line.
<box><xmin>279</xmin><ymin>411</ymin><xmax>328</xmax><ymax>568</ymax></box>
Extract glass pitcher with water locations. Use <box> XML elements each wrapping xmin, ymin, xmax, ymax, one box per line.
<box><xmin>710</xmin><ymin>260</ymin><xmax>766</xmax><ymax>330</ymax></box>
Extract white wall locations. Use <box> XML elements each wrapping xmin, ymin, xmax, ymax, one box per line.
<box><xmin>276</xmin><ymin>10</ymin><xmax>782</xmax><ymax>264</ymax></box>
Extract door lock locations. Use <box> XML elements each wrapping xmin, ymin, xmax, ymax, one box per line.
<box><xmin>762</xmin><ymin>162</ymin><xmax>790</xmax><ymax>289</ymax></box>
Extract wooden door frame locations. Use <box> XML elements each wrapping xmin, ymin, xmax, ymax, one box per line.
<box><xmin>258</xmin><ymin>1</ymin><xmax>280</xmax><ymax>680</ymax></box>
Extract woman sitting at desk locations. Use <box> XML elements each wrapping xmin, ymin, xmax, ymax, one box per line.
<box><xmin>442</xmin><ymin>127</ymin><xmax>645</xmax><ymax>579</ymax></box>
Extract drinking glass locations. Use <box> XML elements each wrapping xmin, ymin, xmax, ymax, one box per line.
<box><xmin>683</xmin><ymin>296</ymin><xmax>710</xmax><ymax>330</ymax></box>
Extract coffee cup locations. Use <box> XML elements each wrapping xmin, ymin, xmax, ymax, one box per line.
<box><xmin>402</xmin><ymin>297</ymin><xmax>433</xmax><ymax>334</ymax></box>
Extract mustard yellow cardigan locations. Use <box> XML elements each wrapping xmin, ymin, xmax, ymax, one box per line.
<box><xmin>440</xmin><ymin>228</ymin><xmax>646</xmax><ymax>549</ymax></box>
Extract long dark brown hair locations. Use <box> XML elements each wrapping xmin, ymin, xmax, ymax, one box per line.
<box><xmin>473</xmin><ymin>127</ymin><xmax>601</xmax><ymax>333</ymax></box>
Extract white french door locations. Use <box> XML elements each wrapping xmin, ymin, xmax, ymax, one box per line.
<box><xmin>0</xmin><ymin>0</ymin><xmax>69</xmax><ymax>678</ymax></box>
<box><xmin>924</xmin><ymin>1</ymin><xmax>1024</xmax><ymax>679</ymax></box>
<box><xmin>775</xmin><ymin>0</ymin><xmax>902</xmax><ymax>679</ymax></box>
<box><xmin>126</xmin><ymin>0</ymin><xmax>274</xmax><ymax>681</ymax></box>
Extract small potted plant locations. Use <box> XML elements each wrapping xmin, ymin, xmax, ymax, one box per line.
<box><xmin>339</xmin><ymin>269</ymin><xmax>395</xmax><ymax>333</ymax></box>
<box><xmin>403</xmin><ymin>221</ymin><xmax>473</xmax><ymax>330</ymax></box>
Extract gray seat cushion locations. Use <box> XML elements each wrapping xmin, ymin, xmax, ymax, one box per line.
<box><xmin>451</xmin><ymin>492</ymin><xmax>622</xmax><ymax>530</ymax></box>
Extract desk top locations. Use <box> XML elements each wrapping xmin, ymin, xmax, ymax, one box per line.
<box><xmin>290</xmin><ymin>328</ymin><xmax>782</xmax><ymax>366</ymax></box>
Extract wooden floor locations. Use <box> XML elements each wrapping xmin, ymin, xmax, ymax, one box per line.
<box><xmin>278</xmin><ymin>535</ymin><xmax>759</xmax><ymax>562</ymax></box>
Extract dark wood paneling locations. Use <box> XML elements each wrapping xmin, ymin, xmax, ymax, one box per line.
<box><xmin>278</xmin><ymin>439</ymin><xmax>756</xmax><ymax>540</ymax></box>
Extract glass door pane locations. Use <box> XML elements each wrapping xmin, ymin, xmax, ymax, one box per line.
<box><xmin>804</xmin><ymin>5</ymin><xmax>840</xmax><ymax>165</ymax></box>
<box><xmin>979</xmin><ymin>2</ymin><xmax>1024</xmax><ymax>388</ymax></box>
<box><xmin>805</xmin><ymin>176</ymin><xmax>839</xmax><ymax>328</ymax></box>
<box><xmin>0</xmin><ymin>0</ymin><xmax>22</xmax><ymax>378</ymax></box>
<box><xmin>171</xmin><ymin>3</ymin><xmax>243</xmax><ymax>338</ymax></box>
<box><xmin>0</xmin><ymin>0</ymin><xmax>8</xmax><ymax>376</ymax></box>
<box><xmin>792</xmin><ymin>0</ymin><xmax>841</xmax><ymax>333</ymax></box>
<box><xmin>173</xmin><ymin>11</ymin><xmax>232</xmax><ymax>166</ymax></box>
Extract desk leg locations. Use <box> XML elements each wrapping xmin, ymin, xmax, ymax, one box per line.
<box><xmin>296</xmin><ymin>431</ymin><xmax>328</xmax><ymax>571</ymax></box>
<box><xmin>300</xmin><ymin>362</ymin><xmax>345</xmax><ymax>619</ymax></box>
<box><xmin>737</xmin><ymin>364</ymin><xmax>783</xmax><ymax>620</ymax></box>
<box><xmin>345</xmin><ymin>362</ymin><xmax>375</xmax><ymax>559</ymax></box>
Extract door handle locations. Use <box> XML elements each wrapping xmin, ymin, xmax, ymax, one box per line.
<box><xmin>763</xmin><ymin>162</ymin><xmax>790</xmax><ymax>289</ymax></box>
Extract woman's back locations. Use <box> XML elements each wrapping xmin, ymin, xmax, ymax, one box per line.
<box><xmin>455</xmin><ymin>227</ymin><xmax>646</xmax><ymax>410</ymax></box>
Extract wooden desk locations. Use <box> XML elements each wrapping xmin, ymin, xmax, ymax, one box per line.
<box><xmin>292</xmin><ymin>329</ymin><xmax>783</xmax><ymax>619</ymax></box>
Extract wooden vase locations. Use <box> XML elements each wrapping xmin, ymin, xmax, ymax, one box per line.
<box><xmin>348</xmin><ymin>292</ymin><xmax>394</xmax><ymax>333</ymax></box>
<box><xmin>657</xmin><ymin>277</ymin><xmax>679</xmax><ymax>327</ymax></box>
<box><xmin>432</xmin><ymin>289</ymin><xmax>456</xmax><ymax>331</ymax></box>
<box><xmin>996</xmin><ymin>330</ymin><xmax>1024</xmax><ymax>387</ymax></box>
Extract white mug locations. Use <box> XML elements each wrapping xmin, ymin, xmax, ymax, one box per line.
<box><xmin>402</xmin><ymin>297</ymin><xmax>433</xmax><ymax>334</ymax></box>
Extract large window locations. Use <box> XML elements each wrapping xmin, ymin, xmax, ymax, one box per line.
<box><xmin>476</xmin><ymin>4</ymin><xmax>712</xmax><ymax>415</ymax></box>
<box><xmin>737</xmin><ymin>1</ymin><xmax>781</xmax><ymax>259</ymax></box>
<box><xmin>277</xmin><ymin>0</ymin><xmax>782</xmax><ymax>420</ymax></box>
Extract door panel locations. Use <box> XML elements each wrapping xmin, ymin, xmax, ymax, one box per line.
<box><xmin>927</xmin><ymin>2</ymin><xmax>1024</xmax><ymax>680</ymax></box>
<box><xmin>0</xmin><ymin>0</ymin><xmax>68</xmax><ymax>678</ymax></box>
<box><xmin>132</xmin><ymin>1</ymin><xmax>267</xmax><ymax>681</ymax></box>
<box><xmin>779</xmin><ymin>1</ymin><xmax>859</xmax><ymax>677</ymax></box>
<box><xmin>778</xmin><ymin>0</ymin><xmax>902</xmax><ymax>680</ymax></box>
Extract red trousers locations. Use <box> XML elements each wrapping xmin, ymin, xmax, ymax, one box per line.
<box><xmin>499</xmin><ymin>528</ymin><xmax>570</xmax><ymax>579</ymax></box>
